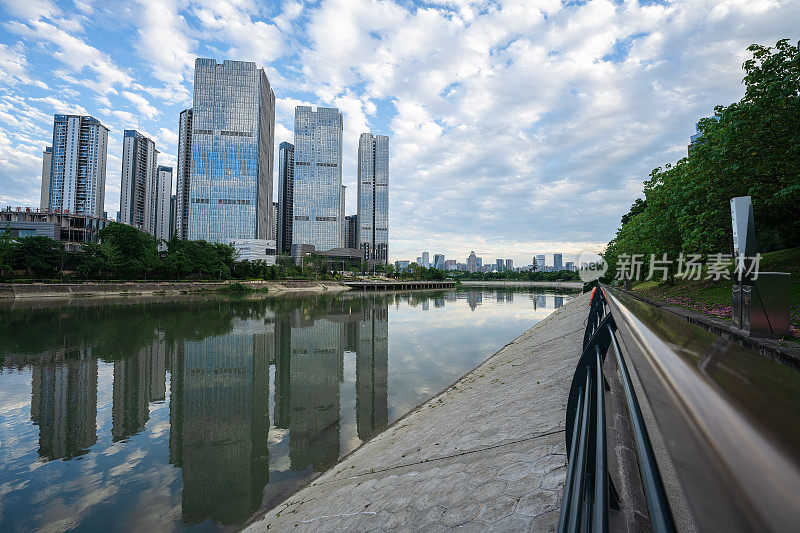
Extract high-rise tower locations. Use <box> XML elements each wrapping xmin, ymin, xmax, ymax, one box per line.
<box><xmin>187</xmin><ymin>59</ymin><xmax>275</xmax><ymax>241</ymax></box>
<box><xmin>292</xmin><ymin>106</ymin><xmax>343</xmax><ymax>251</ymax></box>
<box><xmin>175</xmin><ymin>108</ymin><xmax>192</xmax><ymax>240</ymax></box>
<box><xmin>120</xmin><ymin>130</ymin><xmax>158</xmax><ymax>231</ymax></box>
<box><xmin>276</xmin><ymin>142</ymin><xmax>294</xmax><ymax>253</ymax></box>
<box><xmin>357</xmin><ymin>133</ymin><xmax>389</xmax><ymax>263</ymax></box>
<box><xmin>47</xmin><ymin>115</ymin><xmax>109</xmax><ymax>217</ymax></box>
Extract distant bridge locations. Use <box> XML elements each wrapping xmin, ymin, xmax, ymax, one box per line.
<box><xmin>344</xmin><ymin>280</ymin><xmax>456</xmax><ymax>291</ymax></box>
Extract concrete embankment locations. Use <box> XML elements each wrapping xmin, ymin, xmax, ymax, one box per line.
<box><xmin>461</xmin><ymin>280</ymin><xmax>584</xmax><ymax>290</ymax></box>
<box><xmin>244</xmin><ymin>291</ymin><xmax>590</xmax><ymax>532</ymax></box>
<box><xmin>0</xmin><ymin>280</ymin><xmax>350</xmax><ymax>299</ymax></box>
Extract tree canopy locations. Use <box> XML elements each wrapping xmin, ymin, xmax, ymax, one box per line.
<box><xmin>605</xmin><ymin>39</ymin><xmax>800</xmax><ymax>276</ymax></box>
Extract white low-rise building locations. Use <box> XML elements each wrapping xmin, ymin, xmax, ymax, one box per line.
<box><xmin>225</xmin><ymin>239</ymin><xmax>277</xmax><ymax>265</ymax></box>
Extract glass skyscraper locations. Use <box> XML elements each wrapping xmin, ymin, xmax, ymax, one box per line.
<box><xmin>357</xmin><ymin>133</ymin><xmax>389</xmax><ymax>263</ymax></box>
<box><xmin>46</xmin><ymin>115</ymin><xmax>109</xmax><ymax>218</ymax></box>
<box><xmin>187</xmin><ymin>59</ymin><xmax>275</xmax><ymax>242</ymax></box>
<box><xmin>276</xmin><ymin>141</ymin><xmax>294</xmax><ymax>252</ymax></box>
<box><xmin>292</xmin><ymin>106</ymin><xmax>343</xmax><ymax>251</ymax></box>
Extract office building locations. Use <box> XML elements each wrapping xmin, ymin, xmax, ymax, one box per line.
<box><xmin>434</xmin><ymin>254</ymin><xmax>445</xmax><ymax>270</ymax></box>
<box><xmin>536</xmin><ymin>255</ymin><xmax>546</xmax><ymax>271</ymax></box>
<box><xmin>506</xmin><ymin>259</ymin><xmax>513</xmax><ymax>271</ymax></box>
<box><xmin>444</xmin><ymin>259</ymin><xmax>457</xmax><ymax>270</ymax></box>
<box><xmin>467</xmin><ymin>251</ymin><xmax>478</xmax><ymax>273</ymax></box>
<box><xmin>1</xmin><ymin>208</ymin><xmax>109</xmax><ymax>252</ymax></box>
<box><xmin>421</xmin><ymin>251</ymin><xmax>430</xmax><ymax>268</ymax></box>
<box><xmin>346</xmin><ymin>215</ymin><xmax>358</xmax><ymax>249</ymax></box>
<box><xmin>565</xmin><ymin>261</ymin><xmax>574</xmax><ymax>271</ymax></box>
<box><xmin>416</xmin><ymin>256</ymin><xmax>422</xmax><ymax>265</ymax></box>
<box><xmin>276</xmin><ymin>141</ymin><xmax>295</xmax><ymax>252</ymax></box>
<box><xmin>496</xmin><ymin>259</ymin><xmax>504</xmax><ymax>272</ymax></box>
<box><xmin>554</xmin><ymin>253</ymin><xmax>563</xmax><ymax>271</ymax></box>
<box><xmin>476</xmin><ymin>257</ymin><xmax>482</xmax><ymax>269</ymax></box>
<box><xmin>45</xmin><ymin>115</ymin><xmax>109</xmax><ymax>218</ymax></box>
<box><xmin>357</xmin><ymin>133</ymin><xmax>389</xmax><ymax>263</ymax></box>
<box><xmin>292</xmin><ymin>106</ymin><xmax>343</xmax><ymax>251</ymax></box>
<box><xmin>395</xmin><ymin>260</ymin><xmax>410</xmax><ymax>272</ymax></box>
<box><xmin>40</xmin><ymin>147</ymin><xmax>53</xmax><ymax>210</ymax></box>
<box><xmin>175</xmin><ymin>108</ymin><xmax>192</xmax><ymax>239</ymax></box>
<box><xmin>120</xmin><ymin>130</ymin><xmax>158</xmax><ymax>231</ymax></box>
<box><xmin>187</xmin><ymin>59</ymin><xmax>275</xmax><ymax>242</ymax></box>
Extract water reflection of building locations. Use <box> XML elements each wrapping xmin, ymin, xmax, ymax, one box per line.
<box><xmin>554</xmin><ymin>296</ymin><xmax>564</xmax><ymax>308</ymax></box>
<box><xmin>466</xmin><ymin>291</ymin><xmax>482</xmax><ymax>311</ymax></box>
<box><xmin>356</xmin><ymin>303</ymin><xmax>388</xmax><ymax>440</ymax></box>
<box><xmin>287</xmin><ymin>317</ymin><xmax>342</xmax><ymax>471</ymax></box>
<box><xmin>30</xmin><ymin>354</ymin><xmax>98</xmax><ymax>460</ymax></box>
<box><xmin>537</xmin><ymin>295</ymin><xmax>547</xmax><ymax>309</ymax></box>
<box><xmin>169</xmin><ymin>319</ymin><xmax>271</xmax><ymax>526</ymax></box>
<box><xmin>111</xmin><ymin>332</ymin><xmax>167</xmax><ymax>441</ymax></box>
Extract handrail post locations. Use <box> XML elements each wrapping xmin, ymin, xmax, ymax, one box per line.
<box><xmin>567</xmin><ymin>366</ymin><xmax>592</xmax><ymax>529</ymax></box>
<box><xmin>593</xmin><ymin>345</ymin><xmax>608</xmax><ymax>533</ymax></box>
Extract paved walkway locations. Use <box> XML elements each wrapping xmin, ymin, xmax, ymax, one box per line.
<box><xmin>245</xmin><ymin>292</ymin><xmax>590</xmax><ymax>532</ymax></box>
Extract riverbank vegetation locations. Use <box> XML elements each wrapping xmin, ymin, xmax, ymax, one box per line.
<box><xmin>603</xmin><ymin>40</ymin><xmax>800</xmax><ymax>336</ymax></box>
<box><xmin>604</xmin><ymin>40</ymin><xmax>799</xmax><ymax>274</ymax></box>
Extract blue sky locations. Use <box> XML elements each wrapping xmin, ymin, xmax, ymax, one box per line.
<box><xmin>0</xmin><ymin>0</ymin><xmax>797</xmax><ymax>264</ymax></box>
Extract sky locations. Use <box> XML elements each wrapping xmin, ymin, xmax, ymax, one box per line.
<box><xmin>0</xmin><ymin>0</ymin><xmax>797</xmax><ymax>265</ymax></box>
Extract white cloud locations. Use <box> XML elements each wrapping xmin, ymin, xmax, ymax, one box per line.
<box><xmin>1</xmin><ymin>0</ymin><xmax>798</xmax><ymax>264</ymax></box>
<box><xmin>122</xmin><ymin>90</ymin><xmax>159</xmax><ymax>119</ymax></box>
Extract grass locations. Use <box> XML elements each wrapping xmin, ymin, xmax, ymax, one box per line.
<box><xmin>215</xmin><ymin>282</ymin><xmax>269</xmax><ymax>294</ymax></box>
<box><xmin>631</xmin><ymin>247</ymin><xmax>800</xmax><ymax>339</ymax></box>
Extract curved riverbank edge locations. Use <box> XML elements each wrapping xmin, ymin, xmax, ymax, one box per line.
<box><xmin>243</xmin><ymin>291</ymin><xmax>591</xmax><ymax>532</ymax></box>
<box><xmin>0</xmin><ymin>280</ymin><xmax>350</xmax><ymax>299</ymax></box>
<box><xmin>461</xmin><ymin>280</ymin><xmax>584</xmax><ymax>289</ymax></box>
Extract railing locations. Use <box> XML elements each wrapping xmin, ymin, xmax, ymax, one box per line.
<box><xmin>558</xmin><ymin>284</ymin><xmax>800</xmax><ymax>532</ymax></box>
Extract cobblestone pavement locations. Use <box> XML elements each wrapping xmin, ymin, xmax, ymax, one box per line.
<box><xmin>244</xmin><ymin>291</ymin><xmax>590</xmax><ymax>532</ymax></box>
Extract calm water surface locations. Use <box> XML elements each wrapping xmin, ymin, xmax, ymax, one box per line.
<box><xmin>0</xmin><ymin>288</ymin><xmax>572</xmax><ymax>532</ymax></box>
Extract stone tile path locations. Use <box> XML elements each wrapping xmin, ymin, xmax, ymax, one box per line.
<box><xmin>244</xmin><ymin>291</ymin><xmax>590</xmax><ymax>532</ymax></box>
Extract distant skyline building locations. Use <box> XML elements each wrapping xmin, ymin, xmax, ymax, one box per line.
<box><xmin>276</xmin><ymin>141</ymin><xmax>295</xmax><ymax>253</ymax></box>
<box><xmin>175</xmin><ymin>108</ymin><xmax>192</xmax><ymax>239</ymax></box>
<box><xmin>536</xmin><ymin>255</ymin><xmax>545</xmax><ymax>271</ymax></box>
<box><xmin>346</xmin><ymin>215</ymin><xmax>358</xmax><ymax>249</ymax></box>
<box><xmin>434</xmin><ymin>254</ymin><xmax>445</xmax><ymax>270</ymax></box>
<box><xmin>45</xmin><ymin>114</ymin><xmax>109</xmax><ymax>218</ymax></box>
<box><xmin>444</xmin><ymin>259</ymin><xmax>457</xmax><ymax>270</ymax></box>
<box><xmin>40</xmin><ymin>147</ymin><xmax>52</xmax><ymax>210</ymax></box>
<box><xmin>292</xmin><ymin>106</ymin><xmax>343</xmax><ymax>251</ymax></box>
<box><xmin>120</xmin><ymin>129</ymin><xmax>157</xmax><ymax>231</ymax></box>
<box><xmin>496</xmin><ymin>258</ymin><xmax>504</xmax><ymax>272</ymax></box>
<box><xmin>506</xmin><ymin>259</ymin><xmax>513</xmax><ymax>271</ymax></box>
<box><xmin>554</xmin><ymin>253</ymin><xmax>563</xmax><ymax>271</ymax></box>
<box><xmin>467</xmin><ymin>251</ymin><xmax>477</xmax><ymax>273</ymax></box>
<box><xmin>565</xmin><ymin>261</ymin><xmax>574</xmax><ymax>271</ymax></box>
<box><xmin>421</xmin><ymin>251</ymin><xmax>430</xmax><ymax>268</ymax></box>
<box><xmin>357</xmin><ymin>133</ymin><xmax>389</xmax><ymax>263</ymax></box>
<box><xmin>187</xmin><ymin>58</ymin><xmax>275</xmax><ymax>242</ymax></box>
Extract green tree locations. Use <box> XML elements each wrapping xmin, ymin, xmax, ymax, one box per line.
<box><xmin>0</xmin><ymin>226</ymin><xmax>12</xmax><ymax>277</ymax></box>
<box><xmin>12</xmin><ymin>236</ymin><xmax>63</xmax><ymax>277</ymax></box>
<box><xmin>606</xmin><ymin>39</ymin><xmax>800</xmax><ymax>270</ymax></box>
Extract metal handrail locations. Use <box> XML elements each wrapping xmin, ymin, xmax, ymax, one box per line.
<box><xmin>561</xmin><ymin>283</ymin><xmax>800</xmax><ymax>532</ymax></box>
<box><xmin>559</xmin><ymin>284</ymin><xmax>675</xmax><ymax>533</ymax></box>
